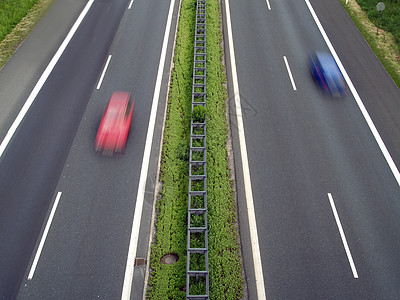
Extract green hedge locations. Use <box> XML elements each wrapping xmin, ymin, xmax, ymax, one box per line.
<box><xmin>147</xmin><ymin>0</ymin><xmax>243</xmax><ymax>298</ymax></box>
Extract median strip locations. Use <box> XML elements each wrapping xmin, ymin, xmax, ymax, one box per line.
<box><xmin>147</xmin><ymin>0</ymin><xmax>244</xmax><ymax>297</ymax></box>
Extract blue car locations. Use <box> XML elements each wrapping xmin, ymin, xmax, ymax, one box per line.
<box><xmin>308</xmin><ymin>51</ymin><xmax>346</xmax><ymax>97</ymax></box>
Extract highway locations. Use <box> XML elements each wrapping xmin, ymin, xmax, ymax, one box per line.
<box><xmin>223</xmin><ymin>0</ymin><xmax>400</xmax><ymax>299</ymax></box>
<box><xmin>0</xmin><ymin>0</ymin><xmax>179</xmax><ymax>298</ymax></box>
<box><xmin>1</xmin><ymin>0</ymin><xmax>400</xmax><ymax>298</ymax></box>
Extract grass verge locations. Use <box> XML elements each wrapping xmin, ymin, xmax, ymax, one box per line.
<box><xmin>0</xmin><ymin>0</ymin><xmax>55</xmax><ymax>70</ymax></box>
<box><xmin>340</xmin><ymin>0</ymin><xmax>400</xmax><ymax>88</ymax></box>
<box><xmin>354</xmin><ymin>0</ymin><xmax>400</xmax><ymax>46</ymax></box>
<box><xmin>147</xmin><ymin>0</ymin><xmax>244</xmax><ymax>298</ymax></box>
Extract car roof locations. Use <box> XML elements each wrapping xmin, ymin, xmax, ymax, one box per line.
<box><xmin>315</xmin><ymin>52</ymin><xmax>342</xmax><ymax>77</ymax></box>
<box><xmin>315</xmin><ymin>52</ymin><xmax>337</xmax><ymax>69</ymax></box>
<box><xmin>108</xmin><ymin>92</ymin><xmax>130</xmax><ymax>106</ymax></box>
<box><xmin>103</xmin><ymin>92</ymin><xmax>130</xmax><ymax>125</ymax></box>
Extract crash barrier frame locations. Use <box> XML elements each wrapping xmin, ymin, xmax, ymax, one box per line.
<box><xmin>186</xmin><ymin>0</ymin><xmax>209</xmax><ymax>298</ymax></box>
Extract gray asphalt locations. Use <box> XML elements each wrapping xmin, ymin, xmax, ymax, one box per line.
<box><xmin>15</xmin><ymin>0</ymin><xmax>179</xmax><ymax>298</ymax></box>
<box><xmin>224</xmin><ymin>0</ymin><xmax>400</xmax><ymax>298</ymax></box>
<box><xmin>0</xmin><ymin>0</ymin><xmax>133</xmax><ymax>298</ymax></box>
<box><xmin>0</xmin><ymin>0</ymin><xmax>88</xmax><ymax>143</ymax></box>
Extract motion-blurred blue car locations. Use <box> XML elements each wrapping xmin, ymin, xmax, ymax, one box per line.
<box><xmin>308</xmin><ymin>51</ymin><xmax>346</xmax><ymax>97</ymax></box>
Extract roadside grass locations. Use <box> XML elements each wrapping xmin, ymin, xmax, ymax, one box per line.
<box><xmin>0</xmin><ymin>0</ymin><xmax>55</xmax><ymax>69</ymax></box>
<box><xmin>0</xmin><ymin>0</ymin><xmax>37</xmax><ymax>41</ymax></box>
<box><xmin>147</xmin><ymin>0</ymin><xmax>243</xmax><ymax>298</ymax></box>
<box><xmin>355</xmin><ymin>0</ymin><xmax>400</xmax><ymax>46</ymax></box>
<box><xmin>340</xmin><ymin>0</ymin><xmax>400</xmax><ymax>88</ymax></box>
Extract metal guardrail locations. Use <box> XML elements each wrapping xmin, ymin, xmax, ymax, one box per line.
<box><xmin>186</xmin><ymin>0</ymin><xmax>209</xmax><ymax>298</ymax></box>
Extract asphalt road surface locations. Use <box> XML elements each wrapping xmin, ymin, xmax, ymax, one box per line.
<box><xmin>0</xmin><ymin>0</ymin><xmax>179</xmax><ymax>298</ymax></box>
<box><xmin>223</xmin><ymin>0</ymin><xmax>400</xmax><ymax>299</ymax></box>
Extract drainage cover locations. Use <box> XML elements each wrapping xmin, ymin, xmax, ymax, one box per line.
<box><xmin>161</xmin><ymin>253</ymin><xmax>179</xmax><ymax>265</ymax></box>
<box><xmin>134</xmin><ymin>258</ymin><xmax>146</xmax><ymax>266</ymax></box>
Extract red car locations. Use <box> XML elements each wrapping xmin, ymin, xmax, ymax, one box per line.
<box><xmin>95</xmin><ymin>92</ymin><xmax>134</xmax><ymax>153</ymax></box>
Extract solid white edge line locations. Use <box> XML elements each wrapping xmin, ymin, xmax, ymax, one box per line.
<box><xmin>266</xmin><ymin>0</ymin><xmax>271</xmax><ymax>10</ymax></box>
<box><xmin>120</xmin><ymin>0</ymin><xmax>176</xmax><ymax>298</ymax></box>
<box><xmin>28</xmin><ymin>192</ymin><xmax>62</xmax><ymax>280</ymax></box>
<box><xmin>96</xmin><ymin>55</ymin><xmax>112</xmax><ymax>90</ymax></box>
<box><xmin>0</xmin><ymin>0</ymin><xmax>95</xmax><ymax>159</ymax></box>
<box><xmin>305</xmin><ymin>0</ymin><xmax>400</xmax><ymax>188</ymax></box>
<box><xmin>327</xmin><ymin>193</ymin><xmax>359</xmax><ymax>278</ymax></box>
<box><xmin>224</xmin><ymin>0</ymin><xmax>267</xmax><ymax>298</ymax></box>
<box><xmin>283</xmin><ymin>56</ymin><xmax>297</xmax><ymax>91</ymax></box>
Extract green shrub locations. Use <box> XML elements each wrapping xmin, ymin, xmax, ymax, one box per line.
<box><xmin>148</xmin><ymin>0</ymin><xmax>243</xmax><ymax>298</ymax></box>
<box><xmin>192</xmin><ymin>105</ymin><xmax>206</xmax><ymax>123</ymax></box>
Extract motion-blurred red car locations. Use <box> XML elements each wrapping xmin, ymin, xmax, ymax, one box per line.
<box><xmin>95</xmin><ymin>92</ymin><xmax>134</xmax><ymax>153</ymax></box>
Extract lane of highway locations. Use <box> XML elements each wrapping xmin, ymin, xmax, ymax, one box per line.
<box><xmin>0</xmin><ymin>0</ymin><xmax>130</xmax><ymax>298</ymax></box>
<box><xmin>312</xmin><ymin>0</ymin><xmax>400</xmax><ymax>169</ymax></box>
<box><xmin>224</xmin><ymin>0</ymin><xmax>400</xmax><ymax>298</ymax></box>
<box><xmin>0</xmin><ymin>0</ymin><xmax>88</xmax><ymax>143</ymax></box>
<box><xmin>16</xmin><ymin>0</ymin><xmax>179</xmax><ymax>298</ymax></box>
